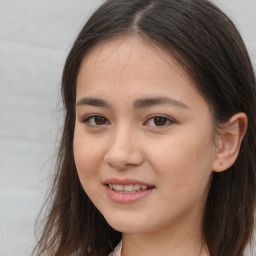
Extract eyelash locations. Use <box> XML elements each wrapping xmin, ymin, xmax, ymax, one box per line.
<box><xmin>144</xmin><ymin>115</ymin><xmax>175</xmax><ymax>127</ymax></box>
<box><xmin>82</xmin><ymin>115</ymin><xmax>110</xmax><ymax>126</ymax></box>
<box><xmin>81</xmin><ymin>114</ymin><xmax>175</xmax><ymax>127</ymax></box>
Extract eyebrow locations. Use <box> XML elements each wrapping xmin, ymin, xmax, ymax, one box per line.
<box><xmin>76</xmin><ymin>98</ymin><xmax>111</xmax><ymax>108</ymax></box>
<box><xmin>133</xmin><ymin>97</ymin><xmax>189</xmax><ymax>109</ymax></box>
<box><xmin>76</xmin><ymin>96</ymin><xmax>189</xmax><ymax>109</ymax></box>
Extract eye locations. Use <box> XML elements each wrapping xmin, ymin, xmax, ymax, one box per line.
<box><xmin>82</xmin><ymin>115</ymin><xmax>110</xmax><ymax>126</ymax></box>
<box><xmin>145</xmin><ymin>115</ymin><xmax>174</xmax><ymax>127</ymax></box>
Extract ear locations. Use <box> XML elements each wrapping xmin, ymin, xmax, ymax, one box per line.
<box><xmin>212</xmin><ymin>112</ymin><xmax>248</xmax><ymax>172</ymax></box>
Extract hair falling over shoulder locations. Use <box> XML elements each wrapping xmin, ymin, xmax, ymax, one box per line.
<box><xmin>33</xmin><ymin>0</ymin><xmax>256</xmax><ymax>255</ymax></box>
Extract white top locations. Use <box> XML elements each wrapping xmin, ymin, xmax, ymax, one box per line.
<box><xmin>108</xmin><ymin>241</ymin><xmax>122</xmax><ymax>256</ymax></box>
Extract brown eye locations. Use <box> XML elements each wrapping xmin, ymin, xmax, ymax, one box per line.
<box><xmin>145</xmin><ymin>115</ymin><xmax>174</xmax><ymax>127</ymax></box>
<box><xmin>83</xmin><ymin>115</ymin><xmax>110</xmax><ymax>126</ymax></box>
<box><xmin>94</xmin><ymin>116</ymin><xmax>108</xmax><ymax>125</ymax></box>
<box><xmin>153</xmin><ymin>117</ymin><xmax>167</xmax><ymax>126</ymax></box>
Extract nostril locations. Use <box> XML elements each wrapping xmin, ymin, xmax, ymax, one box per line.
<box><xmin>104</xmin><ymin>145</ymin><xmax>144</xmax><ymax>169</ymax></box>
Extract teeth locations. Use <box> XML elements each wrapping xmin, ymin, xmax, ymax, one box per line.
<box><xmin>124</xmin><ymin>184</ymin><xmax>133</xmax><ymax>192</ymax></box>
<box><xmin>108</xmin><ymin>184</ymin><xmax>149</xmax><ymax>192</ymax></box>
<box><xmin>141</xmin><ymin>185</ymin><xmax>147</xmax><ymax>190</ymax></box>
<box><xmin>113</xmin><ymin>184</ymin><xmax>124</xmax><ymax>191</ymax></box>
<box><xmin>133</xmin><ymin>184</ymin><xmax>140</xmax><ymax>190</ymax></box>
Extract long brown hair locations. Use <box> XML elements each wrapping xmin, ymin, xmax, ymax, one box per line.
<box><xmin>33</xmin><ymin>0</ymin><xmax>256</xmax><ymax>255</ymax></box>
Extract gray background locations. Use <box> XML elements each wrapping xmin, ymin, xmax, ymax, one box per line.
<box><xmin>0</xmin><ymin>1</ymin><xmax>255</xmax><ymax>255</ymax></box>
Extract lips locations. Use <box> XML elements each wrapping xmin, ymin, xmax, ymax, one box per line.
<box><xmin>109</xmin><ymin>184</ymin><xmax>148</xmax><ymax>193</ymax></box>
<box><xmin>104</xmin><ymin>178</ymin><xmax>155</xmax><ymax>203</ymax></box>
<box><xmin>104</xmin><ymin>178</ymin><xmax>154</xmax><ymax>191</ymax></box>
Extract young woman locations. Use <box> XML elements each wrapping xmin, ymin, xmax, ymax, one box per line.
<box><xmin>33</xmin><ymin>0</ymin><xmax>256</xmax><ymax>255</ymax></box>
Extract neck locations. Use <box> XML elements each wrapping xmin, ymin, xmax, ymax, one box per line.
<box><xmin>121</xmin><ymin>220</ymin><xmax>209</xmax><ymax>256</ymax></box>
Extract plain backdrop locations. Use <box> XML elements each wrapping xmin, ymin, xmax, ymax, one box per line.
<box><xmin>0</xmin><ymin>1</ymin><xmax>255</xmax><ymax>255</ymax></box>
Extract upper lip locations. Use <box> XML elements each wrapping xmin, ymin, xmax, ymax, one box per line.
<box><xmin>104</xmin><ymin>178</ymin><xmax>154</xmax><ymax>188</ymax></box>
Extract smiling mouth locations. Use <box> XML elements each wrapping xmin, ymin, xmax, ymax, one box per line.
<box><xmin>107</xmin><ymin>184</ymin><xmax>153</xmax><ymax>193</ymax></box>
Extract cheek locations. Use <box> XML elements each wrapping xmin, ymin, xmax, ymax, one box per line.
<box><xmin>74</xmin><ymin>139</ymin><xmax>91</xmax><ymax>172</ymax></box>
<box><xmin>147</xmin><ymin>135</ymin><xmax>214</xmax><ymax>218</ymax></box>
<box><xmin>73</xmin><ymin>127</ymin><xmax>104</xmax><ymax>183</ymax></box>
<box><xmin>148</xmin><ymin>131</ymin><xmax>214</xmax><ymax>190</ymax></box>
<box><xmin>73</xmin><ymin>137</ymin><xmax>104</xmax><ymax>204</ymax></box>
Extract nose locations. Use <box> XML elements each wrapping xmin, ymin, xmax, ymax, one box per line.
<box><xmin>104</xmin><ymin>126</ymin><xmax>144</xmax><ymax>170</ymax></box>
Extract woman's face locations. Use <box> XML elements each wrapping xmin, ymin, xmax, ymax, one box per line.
<box><xmin>74</xmin><ymin>36</ymin><xmax>218</xmax><ymax>235</ymax></box>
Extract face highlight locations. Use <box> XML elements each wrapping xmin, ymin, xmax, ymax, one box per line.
<box><xmin>73</xmin><ymin>36</ymin><xmax>217</xmax><ymax>236</ymax></box>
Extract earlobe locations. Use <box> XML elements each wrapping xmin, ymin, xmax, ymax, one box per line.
<box><xmin>212</xmin><ymin>112</ymin><xmax>248</xmax><ymax>172</ymax></box>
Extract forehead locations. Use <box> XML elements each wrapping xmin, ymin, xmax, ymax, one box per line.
<box><xmin>76</xmin><ymin>35</ymin><xmax>214</xmax><ymax>130</ymax></box>
<box><xmin>77</xmin><ymin>35</ymin><xmax>194</xmax><ymax>93</ymax></box>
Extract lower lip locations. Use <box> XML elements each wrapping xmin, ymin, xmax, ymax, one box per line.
<box><xmin>105</xmin><ymin>185</ymin><xmax>154</xmax><ymax>204</ymax></box>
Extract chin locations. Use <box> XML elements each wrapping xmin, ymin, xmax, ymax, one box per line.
<box><xmin>105</xmin><ymin>216</ymin><xmax>147</xmax><ymax>234</ymax></box>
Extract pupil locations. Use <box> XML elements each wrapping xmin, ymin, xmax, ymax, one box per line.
<box><xmin>154</xmin><ymin>117</ymin><xmax>167</xmax><ymax>126</ymax></box>
<box><xmin>95</xmin><ymin>116</ymin><xmax>106</xmax><ymax>125</ymax></box>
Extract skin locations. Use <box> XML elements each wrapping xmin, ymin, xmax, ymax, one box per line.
<box><xmin>73</xmin><ymin>35</ymin><xmax>222</xmax><ymax>256</ymax></box>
